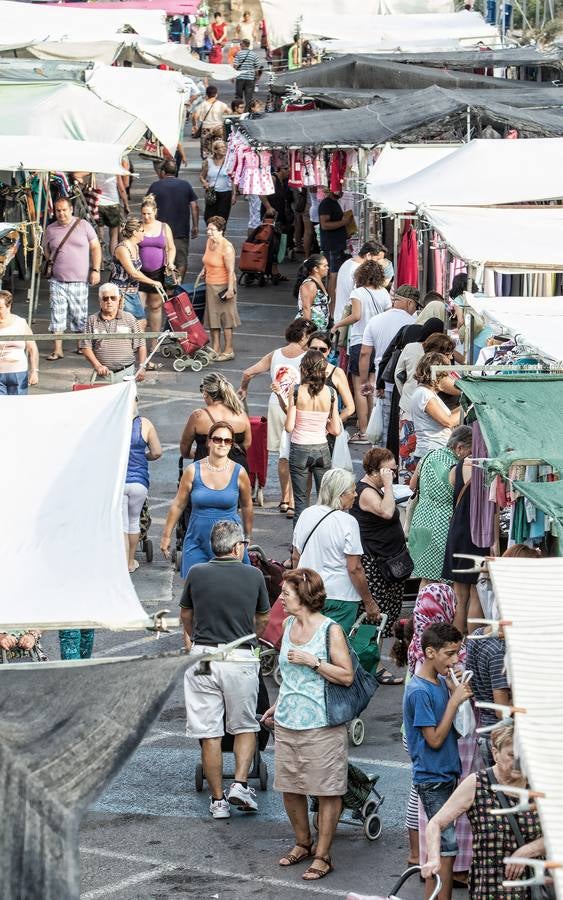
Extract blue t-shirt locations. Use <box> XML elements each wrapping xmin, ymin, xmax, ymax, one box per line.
<box><xmin>147</xmin><ymin>178</ymin><xmax>198</xmax><ymax>239</ymax></box>
<box><xmin>403</xmin><ymin>674</ymin><xmax>460</xmax><ymax>785</ymax></box>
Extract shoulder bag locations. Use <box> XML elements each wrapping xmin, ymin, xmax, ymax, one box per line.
<box><xmin>42</xmin><ymin>216</ymin><xmax>81</xmax><ymax>280</ymax></box>
<box><xmin>485</xmin><ymin>768</ymin><xmax>554</xmax><ymax>900</ymax></box>
<box><xmin>324</xmin><ymin>623</ymin><xmax>378</xmax><ymax>726</ymax></box>
<box><xmin>365</xmin><ymin>484</ymin><xmax>414</xmax><ymax>582</ymax></box>
<box><xmin>205</xmin><ymin>156</ymin><xmax>226</xmax><ymax>207</ymax></box>
<box><xmin>193</xmin><ymin>99</ymin><xmax>214</xmax><ymax>139</ymax></box>
<box><xmin>299</xmin><ymin>508</ymin><xmax>336</xmax><ymax>555</ymax></box>
<box><xmin>380</xmin><ymin>325</ymin><xmax>408</xmax><ymax>384</ymax></box>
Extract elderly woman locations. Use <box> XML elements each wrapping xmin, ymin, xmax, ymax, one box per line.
<box><xmin>350</xmin><ymin>447</ymin><xmax>409</xmax><ymax>683</ymax></box>
<box><xmin>180</xmin><ymin>371</ymin><xmax>251</xmax><ymax>470</ymax></box>
<box><xmin>111</xmin><ymin>215</ymin><xmax>161</xmax><ymax>332</ymax></box>
<box><xmin>199</xmin><ymin>215</ymin><xmax>238</xmax><ymax>361</ymax></box>
<box><xmin>261</xmin><ymin>568</ymin><xmax>354</xmax><ymax>881</ymax></box>
<box><xmin>160</xmin><ymin>421</ymin><xmax>253</xmax><ymax>578</ymax></box>
<box><xmin>408</xmin><ymin>425</ymin><xmax>473</xmax><ymax>586</ymax></box>
<box><xmin>200</xmin><ymin>140</ymin><xmax>235</xmax><ymax>225</ymax></box>
<box><xmin>292</xmin><ymin>468</ymin><xmax>380</xmax><ymax>631</ymax></box>
<box><xmin>0</xmin><ymin>289</ymin><xmax>39</xmax><ymax>394</ymax></box>
<box><xmin>423</xmin><ymin>724</ymin><xmax>545</xmax><ymax>900</ymax></box>
<box><xmin>410</xmin><ymin>352</ymin><xmax>461</xmax><ymax>464</ymax></box>
<box><xmin>239</xmin><ymin>318</ymin><xmax>314</xmax><ymax>517</ymax></box>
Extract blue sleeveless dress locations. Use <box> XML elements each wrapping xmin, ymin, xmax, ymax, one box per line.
<box><xmin>181</xmin><ymin>460</ymin><xmax>250</xmax><ymax>578</ymax></box>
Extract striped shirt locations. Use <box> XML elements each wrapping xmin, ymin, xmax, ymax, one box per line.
<box><xmin>82</xmin><ymin>310</ymin><xmax>142</xmax><ymax>370</ymax></box>
<box><xmin>233</xmin><ymin>48</ymin><xmax>260</xmax><ymax>80</ymax></box>
<box><xmin>465</xmin><ymin>627</ymin><xmax>509</xmax><ymax>729</ymax></box>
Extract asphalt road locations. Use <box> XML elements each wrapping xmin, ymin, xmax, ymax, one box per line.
<box><xmin>21</xmin><ymin>130</ymin><xmax>457</xmax><ymax>900</ymax></box>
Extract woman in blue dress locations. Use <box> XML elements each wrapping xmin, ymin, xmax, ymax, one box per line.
<box><xmin>160</xmin><ymin>421</ymin><xmax>253</xmax><ymax>577</ymax></box>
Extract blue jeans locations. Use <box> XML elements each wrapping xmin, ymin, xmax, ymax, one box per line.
<box><xmin>0</xmin><ymin>371</ymin><xmax>28</xmax><ymax>395</ymax></box>
<box><xmin>416</xmin><ymin>779</ymin><xmax>458</xmax><ymax>856</ymax></box>
<box><xmin>289</xmin><ymin>441</ymin><xmax>332</xmax><ymax>522</ymax></box>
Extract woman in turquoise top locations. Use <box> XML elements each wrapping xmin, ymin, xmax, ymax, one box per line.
<box><xmin>262</xmin><ymin>568</ymin><xmax>353</xmax><ymax>882</ymax></box>
<box><xmin>160</xmin><ymin>421</ymin><xmax>253</xmax><ymax>577</ymax></box>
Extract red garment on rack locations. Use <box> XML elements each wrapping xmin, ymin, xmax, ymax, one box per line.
<box><xmin>329</xmin><ymin>150</ymin><xmax>346</xmax><ymax>193</ymax></box>
<box><xmin>396</xmin><ymin>224</ymin><xmax>419</xmax><ymax>288</ymax></box>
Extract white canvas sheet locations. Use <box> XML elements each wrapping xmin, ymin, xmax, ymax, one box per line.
<box><xmin>422</xmin><ymin>206</ymin><xmax>563</xmax><ymax>271</ymax></box>
<box><xmin>467</xmin><ymin>296</ymin><xmax>563</xmax><ymax>363</ymax></box>
<box><xmin>0</xmin><ymin>381</ymin><xmax>151</xmax><ymax>630</ymax></box>
<box><xmin>27</xmin><ymin>40</ymin><xmax>123</xmax><ymax>65</ymax></box>
<box><xmin>0</xmin><ymin>134</ymin><xmax>129</xmax><ymax>174</ymax></box>
<box><xmin>369</xmin><ymin>138</ymin><xmax>563</xmax><ymax>213</ymax></box>
<box><xmin>135</xmin><ymin>40</ymin><xmax>237</xmax><ymax>81</ymax></box>
<box><xmin>367</xmin><ymin>144</ymin><xmax>459</xmax><ymax>196</ymax></box>
<box><xmin>0</xmin><ymin>82</ymin><xmax>145</xmax><ymax>147</ymax></box>
<box><xmin>0</xmin><ymin>0</ymin><xmax>167</xmax><ymax>42</ymax></box>
<box><xmin>489</xmin><ymin>557</ymin><xmax>563</xmax><ymax>900</ymax></box>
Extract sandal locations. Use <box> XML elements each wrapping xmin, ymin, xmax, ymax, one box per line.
<box><xmin>145</xmin><ymin>361</ymin><xmax>162</xmax><ymax>371</ymax></box>
<box><xmin>349</xmin><ymin>432</ymin><xmax>370</xmax><ymax>444</ymax></box>
<box><xmin>278</xmin><ymin>841</ymin><xmax>314</xmax><ymax>867</ymax></box>
<box><xmin>302</xmin><ymin>855</ymin><xmax>333</xmax><ymax>881</ymax></box>
<box><xmin>278</xmin><ymin>502</ymin><xmax>289</xmax><ymax>514</ymax></box>
<box><xmin>376</xmin><ymin>668</ymin><xmax>404</xmax><ymax>686</ymax></box>
<box><xmin>45</xmin><ymin>352</ymin><xmax>64</xmax><ymax>361</ymax></box>
<box><xmin>285</xmin><ymin>506</ymin><xmax>295</xmax><ymax>519</ymax></box>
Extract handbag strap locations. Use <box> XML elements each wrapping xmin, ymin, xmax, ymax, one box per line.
<box><xmin>199</xmin><ymin>99</ymin><xmax>215</xmax><ymax>128</ymax></box>
<box><xmin>300</xmin><ymin>508</ymin><xmax>337</xmax><ymax>555</ymax></box>
<box><xmin>485</xmin><ymin>767</ymin><xmax>526</xmax><ymax>846</ymax></box>
<box><xmin>455</xmin><ymin>472</ymin><xmax>471</xmax><ymax>509</ymax></box>
<box><xmin>212</xmin><ymin>156</ymin><xmax>227</xmax><ymax>189</ymax></box>
<box><xmin>48</xmin><ymin>216</ymin><xmax>81</xmax><ymax>265</ymax></box>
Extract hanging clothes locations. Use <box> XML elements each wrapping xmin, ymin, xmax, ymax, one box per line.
<box><xmin>469</xmin><ymin>420</ymin><xmax>496</xmax><ymax>548</ymax></box>
<box><xmin>396</xmin><ymin>223</ymin><xmax>418</xmax><ymax>289</ymax></box>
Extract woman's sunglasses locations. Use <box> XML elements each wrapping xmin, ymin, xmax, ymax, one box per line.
<box><xmin>211</xmin><ymin>435</ymin><xmax>233</xmax><ymax>446</ymax></box>
<box><xmin>310</xmin><ymin>344</ymin><xmax>330</xmax><ymax>354</ymax></box>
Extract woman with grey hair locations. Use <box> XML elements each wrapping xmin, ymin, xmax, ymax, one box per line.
<box><xmin>408</xmin><ymin>424</ymin><xmax>473</xmax><ymax>586</ymax></box>
<box><xmin>291</xmin><ymin>468</ymin><xmax>380</xmax><ymax>631</ymax></box>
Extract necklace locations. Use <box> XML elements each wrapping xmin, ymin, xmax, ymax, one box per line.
<box><xmin>205</xmin><ymin>458</ymin><xmax>230</xmax><ymax>472</ymax></box>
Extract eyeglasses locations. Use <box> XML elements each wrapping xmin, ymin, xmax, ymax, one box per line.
<box><xmin>100</xmin><ymin>296</ymin><xmax>119</xmax><ymax>302</ymax></box>
<box><xmin>210</xmin><ymin>435</ymin><xmax>234</xmax><ymax>446</ymax></box>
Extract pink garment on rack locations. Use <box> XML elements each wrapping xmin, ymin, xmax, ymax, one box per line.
<box><xmin>396</xmin><ymin>223</ymin><xmax>418</xmax><ymax>288</ymax></box>
<box><xmin>288</xmin><ymin>150</ymin><xmax>304</xmax><ymax>188</ymax></box>
<box><xmin>470</xmin><ymin>420</ymin><xmax>496</xmax><ymax>548</ymax></box>
<box><xmin>433</xmin><ymin>243</ymin><xmax>444</xmax><ymax>294</ymax></box>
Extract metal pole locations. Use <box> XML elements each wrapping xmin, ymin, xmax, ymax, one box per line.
<box><xmin>392</xmin><ymin>217</ymin><xmax>399</xmax><ymax>277</ymax></box>
<box><xmin>464</xmin><ymin>268</ymin><xmax>475</xmax><ymax>364</ymax></box>
<box><xmin>33</xmin><ymin>173</ymin><xmax>50</xmax><ymax>321</ymax></box>
<box><xmin>466</xmin><ymin>106</ymin><xmax>471</xmax><ymax>142</ymax></box>
<box><xmin>27</xmin><ymin>177</ymin><xmax>42</xmax><ymax>327</ymax></box>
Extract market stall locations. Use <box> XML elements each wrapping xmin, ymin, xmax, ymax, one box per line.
<box><xmin>466</xmin><ymin>296</ymin><xmax>563</xmax><ymax>364</ymax></box>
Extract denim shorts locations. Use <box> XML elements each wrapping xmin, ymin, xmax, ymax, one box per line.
<box><xmin>123</xmin><ymin>291</ymin><xmax>146</xmax><ymax>320</ymax></box>
<box><xmin>416</xmin><ymin>779</ymin><xmax>458</xmax><ymax>856</ymax></box>
<box><xmin>325</xmin><ymin>248</ymin><xmax>346</xmax><ymax>274</ymax></box>
<box><xmin>348</xmin><ymin>343</ymin><xmax>374</xmax><ymax>376</ymax></box>
<box><xmin>0</xmin><ymin>370</ymin><xmax>28</xmax><ymax>395</ymax></box>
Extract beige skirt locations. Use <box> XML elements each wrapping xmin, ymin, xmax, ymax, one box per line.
<box><xmin>273</xmin><ymin>722</ymin><xmax>348</xmax><ymax>796</ymax></box>
<box><xmin>204</xmin><ymin>283</ymin><xmax>241</xmax><ymax>330</ymax></box>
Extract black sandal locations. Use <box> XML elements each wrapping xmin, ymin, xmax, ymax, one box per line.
<box><xmin>302</xmin><ymin>855</ymin><xmax>333</xmax><ymax>880</ymax></box>
<box><xmin>279</xmin><ymin>842</ymin><xmax>314</xmax><ymax>867</ymax></box>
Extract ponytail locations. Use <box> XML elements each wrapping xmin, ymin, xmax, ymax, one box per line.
<box><xmin>293</xmin><ymin>253</ymin><xmax>326</xmax><ymax>299</ymax></box>
<box><xmin>200</xmin><ymin>372</ymin><xmax>244</xmax><ymax>415</ymax></box>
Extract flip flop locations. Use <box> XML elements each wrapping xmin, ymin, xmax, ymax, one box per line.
<box><xmin>376</xmin><ymin>668</ymin><xmax>404</xmax><ymax>686</ymax></box>
<box><xmin>302</xmin><ymin>855</ymin><xmax>333</xmax><ymax>881</ymax></box>
<box><xmin>278</xmin><ymin>841</ymin><xmax>314</xmax><ymax>867</ymax></box>
<box><xmin>285</xmin><ymin>507</ymin><xmax>295</xmax><ymax>519</ymax></box>
<box><xmin>278</xmin><ymin>502</ymin><xmax>289</xmax><ymax>513</ymax></box>
<box><xmin>145</xmin><ymin>362</ymin><xmax>163</xmax><ymax>371</ymax></box>
<box><xmin>45</xmin><ymin>352</ymin><xmax>64</xmax><ymax>361</ymax></box>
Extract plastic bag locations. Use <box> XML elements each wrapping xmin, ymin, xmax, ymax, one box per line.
<box><xmin>366</xmin><ymin>399</ymin><xmax>383</xmax><ymax>445</ymax></box>
<box><xmin>449</xmin><ymin>668</ymin><xmax>476</xmax><ymax>738</ymax></box>
<box><xmin>331</xmin><ymin>424</ymin><xmax>353</xmax><ymax>472</ymax></box>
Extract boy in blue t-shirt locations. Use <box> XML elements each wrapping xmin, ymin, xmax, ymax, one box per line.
<box><xmin>403</xmin><ymin>623</ymin><xmax>472</xmax><ymax>900</ymax></box>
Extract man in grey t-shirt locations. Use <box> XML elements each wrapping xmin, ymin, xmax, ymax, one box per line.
<box><xmin>180</xmin><ymin>520</ymin><xmax>270</xmax><ymax>820</ymax></box>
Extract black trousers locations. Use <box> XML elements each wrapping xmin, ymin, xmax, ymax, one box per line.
<box><xmin>235</xmin><ymin>78</ymin><xmax>255</xmax><ymax>110</ymax></box>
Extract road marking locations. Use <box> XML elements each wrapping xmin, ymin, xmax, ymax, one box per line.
<box><xmin>95</xmin><ymin>629</ymin><xmax>179</xmax><ymax>657</ymax></box>
<box><xmin>80</xmin><ymin>848</ymin><xmax>347</xmax><ymax>897</ymax></box>
<box><xmin>81</xmin><ymin>866</ymin><xmax>175</xmax><ymax>899</ymax></box>
<box><xmin>238</xmin><ymin>301</ymin><xmax>293</xmax><ymax>308</ymax></box>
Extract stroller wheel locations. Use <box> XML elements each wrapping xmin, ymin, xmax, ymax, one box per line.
<box><xmin>173</xmin><ymin>346</ymin><xmax>183</xmax><ymax>359</ymax></box>
<box><xmin>260</xmin><ymin>653</ymin><xmax>275</xmax><ymax>677</ymax></box>
<box><xmin>161</xmin><ymin>344</ymin><xmax>172</xmax><ymax>358</ymax></box>
<box><xmin>364</xmin><ymin>813</ymin><xmax>382</xmax><ymax>841</ymax></box>
<box><xmin>349</xmin><ymin>718</ymin><xmax>365</xmax><ymax>746</ymax></box>
<box><xmin>195</xmin><ymin>350</ymin><xmax>211</xmax><ymax>367</ymax></box>
<box><xmin>189</xmin><ymin>359</ymin><xmax>204</xmax><ymax>372</ymax></box>
<box><xmin>258</xmin><ymin>759</ymin><xmax>268</xmax><ymax>791</ymax></box>
<box><xmin>195</xmin><ymin>763</ymin><xmax>204</xmax><ymax>793</ymax></box>
<box><xmin>173</xmin><ymin>357</ymin><xmax>187</xmax><ymax>372</ymax></box>
<box><xmin>145</xmin><ymin>539</ymin><xmax>153</xmax><ymax>563</ymax></box>
<box><xmin>362</xmin><ymin>798</ymin><xmax>377</xmax><ymax>818</ymax></box>
<box><xmin>273</xmin><ymin>664</ymin><xmax>282</xmax><ymax>686</ymax></box>
<box><xmin>206</xmin><ymin>348</ymin><xmax>219</xmax><ymax>360</ymax></box>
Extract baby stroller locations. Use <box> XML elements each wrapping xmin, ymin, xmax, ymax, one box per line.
<box><xmin>248</xmin><ymin>544</ymin><xmax>284</xmax><ymax>606</ymax></box>
<box><xmin>311</xmin><ymin>763</ymin><xmax>384</xmax><ymax>841</ymax></box>
<box><xmin>347</xmin><ymin>613</ymin><xmax>387</xmax><ymax>746</ymax></box>
<box><xmin>194</xmin><ymin>671</ymin><xmax>271</xmax><ymax>792</ymax></box>
<box><xmin>238</xmin><ymin>219</ymin><xmax>279</xmax><ymax>286</ymax></box>
<box><xmin>347</xmin><ymin>866</ymin><xmax>442</xmax><ymax>899</ymax></box>
<box><xmin>161</xmin><ymin>283</ymin><xmax>215</xmax><ymax>372</ymax></box>
<box><xmin>259</xmin><ymin>593</ymin><xmax>287</xmax><ymax>684</ymax></box>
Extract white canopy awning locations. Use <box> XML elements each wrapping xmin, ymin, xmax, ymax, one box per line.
<box><xmin>367</xmin><ymin>143</ymin><xmax>460</xmax><ymax>200</ymax></box>
<box><xmin>134</xmin><ymin>40</ymin><xmax>237</xmax><ymax>80</ymax></box>
<box><xmin>25</xmin><ymin>39</ymin><xmax>124</xmax><ymax>65</ymax></box>
<box><xmin>0</xmin><ymin>0</ymin><xmax>168</xmax><ymax>42</ymax></box>
<box><xmin>467</xmin><ymin>296</ymin><xmax>563</xmax><ymax>364</ymax></box>
<box><xmin>0</xmin><ymin>382</ymin><xmax>151</xmax><ymax>631</ymax></box>
<box><xmin>0</xmin><ymin>134</ymin><xmax>130</xmax><ymax>174</ymax></box>
<box><xmin>421</xmin><ymin>205</ymin><xmax>563</xmax><ymax>271</ymax></box>
<box><xmin>369</xmin><ymin>139</ymin><xmax>563</xmax><ymax>213</ymax></box>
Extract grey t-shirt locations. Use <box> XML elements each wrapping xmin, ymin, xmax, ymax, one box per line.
<box><xmin>180</xmin><ymin>558</ymin><xmax>269</xmax><ymax>645</ymax></box>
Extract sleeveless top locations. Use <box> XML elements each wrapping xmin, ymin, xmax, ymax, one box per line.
<box><xmin>111</xmin><ymin>243</ymin><xmax>142</xmax><ymax>292</ymax></box>
<box><xmin>203</xmin><ymin>239</ymin><xmax>229</xmax><ymax>285</ymax></box>
<box><xmin>269</xmin><ymin>346</ymin><xmax>304</xmax><ymax>410</ymax></box>
<box><xmin>297</xmin><ymin>277</ymin><xmax>330</xmax><ymax>330</ymax></box>
<box><xmin>0</xmin><ymin>314</ymin><xmax>28</xmax><ymax>373</ymax></box>
<box><xmin>350</xmin><ymin>481</ymin><xmax>404</xmax><ymax>559</ymax></box>
<box><xmin>126</xmin><ymin>417</ymin><xmax>149</xmax><ymax>488</ymax></box>
<box><xmin>139</xmin><ymin>224</ymin><xmax>166</xmax><ymax>272</ymax></box>
<box><xmin>291</xmin><ymin>386</ymin><xmax>334</xmax><ymax>446</ymax></box>
<box><xmin>207</xmin><ymin>156</ymin><xmax>232</xmax><ymax>193</ymax></box>
<box><xmin>192</xmin><ymin>407</ymin><xmax>247</xmax><ymax>468</ymax></box>
<box><xmin>275</xmin><ymin>616</ymin><xmax>332</xmax><ymax>730</ymax></box>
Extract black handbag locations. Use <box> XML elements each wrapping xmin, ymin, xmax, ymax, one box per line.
<box><xmin>377</xmin><ymin>546</ymin><xmax>414</xmax><ymax>582</ymax></box>
<box><xmin>380</xmin><ymin>346</ymin><xmax>402</xmax><ymax>384</ymax></box>
<box><xmin>485</xmin><ymin>768</ymin><xmax>555</xmax><ymax>900</ymax></box>
<box><xmin>324</xmin><ymin>625</ymin><xmax>378</xmax><ymax>726</ymax></box>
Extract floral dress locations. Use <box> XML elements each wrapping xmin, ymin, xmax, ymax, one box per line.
<box><xmin>467</xmin><ymin>770</ymin><xmax>542</xmax><ymax>899</ymax></box>
<box><xmin>297</xmin><ymin>277</ymin><xmax>330</xmax><ymax>330</ymax></box>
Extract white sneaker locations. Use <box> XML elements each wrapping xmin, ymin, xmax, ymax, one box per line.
<box><xmin>209</xmin><ymin>795</ymin><xmax>230</xmax><ymax>819</ymax></box>
<box><xmin>227</xmin><ymin>782</ymin><xmax>258</xmax><ymax>812</ymax></box>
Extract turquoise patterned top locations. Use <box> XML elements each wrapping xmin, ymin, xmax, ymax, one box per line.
<box><xmin>275</xmin><ymin>616</ymin><xmax>332</xmax><ymax>730</ymax></box>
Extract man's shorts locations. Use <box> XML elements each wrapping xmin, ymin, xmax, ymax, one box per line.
<box><xmin>98</xmin><ymin>204</ymin><xmax>122</xmax><ymax>229</ymax></box>
<box><xmin>347</xmin><ymin>343</ymin><xmax>375</xmax><ymax>377</ymax></box>
<box><xmin>416</xmin><ymin>779</ymin><xmax>458</xmax><ymax>856</ymax></box>
<box><xmin>325</xmin><ymin>249</ymin><xmax>346</xmax><ymax>274</ymax></box>
<box><xmin>174</xmin><ymin>237</ymin><xmax>190</xmax><ymax>271</ymax></box>
<box><xmin>184</xmin><ymin>644</ymin><xmax>260</xmax><ymax>740</ymax></box>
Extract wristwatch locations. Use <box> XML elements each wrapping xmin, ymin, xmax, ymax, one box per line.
<box><xmin>312</xmin><ymin>657</ymin><xmax>322</xmax><ymax>672</ymax></box>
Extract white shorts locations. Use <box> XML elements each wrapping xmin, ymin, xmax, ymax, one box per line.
<box><xmin>184</xmin><ymin>645</ymin><xmax>260</xmax><ymax>739</ymax></box>
<box><xmin>267</xmin><ymin>399</ymin><xmax>285</xmax><ymax>453</ymax></box>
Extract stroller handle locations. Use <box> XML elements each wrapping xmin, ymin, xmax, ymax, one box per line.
<box><xmin>389</xmin><ymin>866</ymin><xmax>442</xmax><ymax>899</ymax></box>
<box><xmin>349</xmin><ymin>613</ymin><xmax>388</xmax><ymax>643</ymax></box>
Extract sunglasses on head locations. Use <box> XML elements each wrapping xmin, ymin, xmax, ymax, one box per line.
<box><xmin>211</xmin><ymin>435</ymin><xmax>233</xmax><ymax>446</ymax></box>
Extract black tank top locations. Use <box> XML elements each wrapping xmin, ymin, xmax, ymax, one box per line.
<box><xmin>350</xmin><ymin>481</ymin><xmax>404</xmax><ymax>558</ymax></box>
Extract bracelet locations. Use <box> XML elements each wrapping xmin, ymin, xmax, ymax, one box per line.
<box><xmin>90</xmin><ymin>268</ymin><xmax>100</xmax><ymax>272</ymax></box>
